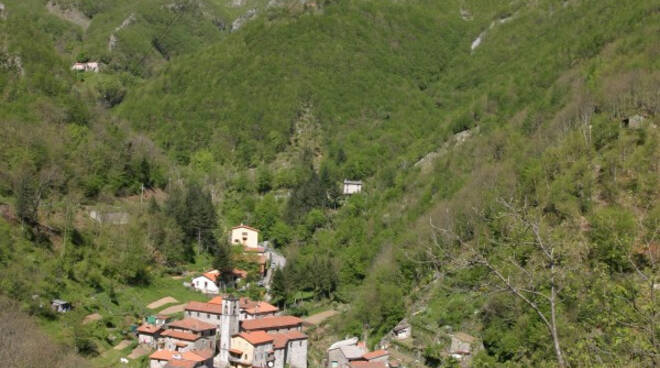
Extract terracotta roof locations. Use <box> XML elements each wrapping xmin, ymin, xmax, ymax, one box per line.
<box><xmin>241</xmin><ymin>316</ymin><xmax>303</xmax><ymax>331</ymax></box>
<box><xmin>236</xmin><ymin>331</ymin><xmax>274</xmax><ymax>345</ymax></box>
<box><xmin>161</xmin><ymin>329</ymin><xmax>200</xmax><ymax>342</ymax></box>
<box><xmin>349</xmin><ymin>362</ymin><xmax>387</xmax><ymax>368</ymax></box>
<box><xmin>229</xmin><ymin>348</ymin><xmax>243</xmax><ymax>355</ymax></box>
<box><xmin>200</xmin><ymin>270</ymin><xmax>220</xmax><ymax>283</ymax></box>
<box><xmin>185</xmin><ymin>301</ymin><xmax>223</xmax><ymax>314</ymax></box>
<box><xmin>362</xmin><ymin>350</ymin><xmax>388</xmax><ymax>360</ymax></box>
<box><xmin>165</xmin><ymin>360</ymin><xmax>197</xmax><ymax>368</ymax></box>
<box><xmin>233</xmin><ymin>268</ymin><xmax>248</xmax><ymax>278</ymax></box>
<box><xmin>138</xmin><ymin>323</ymin><xmax>162</xmax><ymax>334</ymax></box>
<box><xmin>208</xmin><ymin>296</ymin><xmax>223</xmax><ymax>305</ymax></box>
<box><xmin>244</xmin><ymin>301</ymin><xmax>279</xmax><ymax>315</ymax></box>
<box><xmin>150</xmin><ymin>349</ymin><xmax>213</xmax><ymax>363</ymax></box>
<box><xmin>231</xmin><ymin>224</ymin><xmax>260</xmax><ymax>232</ymax></box>
<box><xmin>156</xmin><ymin>314</ymin><xmax>171</xmax><ymax>320</ymax></box>
<box><xmin>168</xmin><ymin>318</ymin><xmax>216</xmax><ymax>332</ymax></box>
<box><xmin>270</xmin><ymin>331</ymin><xmax>308</xmax><ymax>349</ymax></box>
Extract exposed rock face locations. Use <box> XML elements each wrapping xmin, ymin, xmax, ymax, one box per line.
<box><xmin>0</xmin><ymin>3</ymin><xmax>6</xmax><ymax>20</ymax></box>
<box><xmin>231</xmin><ymin>8</ymin><xmax>256</xmax><ymax>32</ymax></box>
<box><xmin>46</xmin><ymin>0</ymin><xmax>91</xmax><ymax>30</ymax></box>
<box><xmin>108</xmin><ymin>13</ymin><xmax>136</xmax><ymax>51</ymax></box>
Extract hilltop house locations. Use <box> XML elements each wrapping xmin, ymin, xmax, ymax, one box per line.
<box><xmin>191</xmin><ymin>269</ymin><xmax>248</xmax><ymax>294</ymax></box>
<box><xmin>343</xmin><ymin>180</ymin><xmax>363</xmax><ymax>195</ymax></box>
<box><xmin>230</xmin><ymin>224</ymin><xmax>260</xmax><ymax>248</ymax></box>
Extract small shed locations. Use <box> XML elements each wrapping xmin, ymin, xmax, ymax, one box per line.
<box><xmin>343</xmin><ymin>180</ymin><xmax>363</xmax><ymax>195</ymax></box>
<box><xmin>51</xmin><ymin>299</ymin><xmax>71</xmax><ymax>313</ymax></box>
<box><xmin>392</xmin><ymin>319</ymin><xmax>411</xmax><ymax>340</ymax></box>
<box><xmin>622</xmin><ymin>114</ymin><xmax>646</xmax><ymax>129</ymax></box>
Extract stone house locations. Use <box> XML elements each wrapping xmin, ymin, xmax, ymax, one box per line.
<box><xmin>184</xmin><ymin>301</ymin><xmax>223</xmax><ymax>327</ymax></box>
<box><xmin>272</xmin><ymin>331</ymin><xmax>308</xmax><ymax>368</ymax></box>
<box><xmin>327</xmin><ymin>337</ymin><xmax>368</xmax><ymax>368</ymax></box>
<box><xmin>343</xmin><ymin>180</ymin><xmax>363</xmax><ymax>195</ymax></box>
<box><xmin>241</xmin><ymin>300</ymin><xmax>279</xmax><ymax>321</ymax></box>
<box><xmin>392</xmin><ymin>319</ymin><xmax>411</xmax><ymax>340</ymax></box>
<box><xmin>160</xmin><ymin>318</ymin><xmax>217</xmax><ymax>351</ymax></box>
<box><xmin>241</xmin><ymin>315</ymin><xmax>304</xmax><ymax>334</ymax></box>
<box><xmin>230</xmin><ymin>224</ymin><xmax>260</xmax><ymax>248</ymax></box>
<box><xmin>229</xmin><ymin>331</ymin><xmax>276</xmax><ymax>368</ymax></box>
<box><xmin>361</xmin><ymin>350</ymin><xmax>389</xmax><ymax>364</ymax></box>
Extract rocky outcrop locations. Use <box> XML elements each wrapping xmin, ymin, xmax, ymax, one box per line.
<box><xmin>231</xmin><ymin>8</ymin><xmax>256</xmax><ymax>32</ymax></box>
<box><xmin>108</xmin><ymin>13</ymin><xmax>136</xmax><ymax>51</ymax></box>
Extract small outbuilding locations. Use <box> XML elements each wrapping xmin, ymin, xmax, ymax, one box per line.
<box><xmin>392</xmin><ymin>319</ymin><xmax>411</xmax><ymax>340</ymax></box>
<box><xmin>343</xmin><ymin>180</ymin><xmax>363</xmax><ymax>195</ymax></box>
<box><xmin>51</xmin><ymin>299</ymin><xmax>72</xmax><ymax>313</ymax></box>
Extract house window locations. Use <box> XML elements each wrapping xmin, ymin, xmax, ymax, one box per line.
<box><xmin>331</xmin><ymin>361</ymin><xmax>338</xmax><ymax>368</ymax></box>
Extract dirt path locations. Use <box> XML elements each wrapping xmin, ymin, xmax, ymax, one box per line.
<box><xmin>128</xmin><ymin>345</ymin><xmax>150</xmax><ymax>359</ymax></box>
<box><xmin>158</xmin><ymin>303</ymin><xmax>185</xmax><ymax>315</ymax></box>
<box><xmin>82</xmin><ymin>313</ymin><xmax>102</xmax><ymax>325</ymax></box>
<box><xmin>147</xmin><ymin>296</ymin><xmax>178</xmax><ymax>309</ymax></box>
<box><xmin>113</xmin><ymin>340</ymin><xmax>132</xmax><ymax>350</ymax></box>
<box><xmin>303</xmin><ymin>310</ymin><xmax>338</xmax><ymax>326</ymax></box>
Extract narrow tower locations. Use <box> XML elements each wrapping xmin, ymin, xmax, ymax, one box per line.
<box><xmin>216</xmin><ymin>295</ymin><xmax>240</xmax><ymax>367</ymax></box>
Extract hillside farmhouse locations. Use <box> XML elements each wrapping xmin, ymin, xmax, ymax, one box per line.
<box><xmin>230</xmin><ymin>224</ymin><xmax>259</xmax><ymax>248</ymax></box>
<box><xmin>328</xmin><ymin>338</ymin><xmax>394</xmax><ymax>368</ymax></box>
<box><xmin>343</xmin><ymin>180</ymin><xmax>363</xmax><ymax>195</ymax></box>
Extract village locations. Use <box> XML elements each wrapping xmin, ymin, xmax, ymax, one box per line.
<box><xmin>45</xmin><ymin>180</ymin><xmax>485</xmax><ymax>368</ymax></box>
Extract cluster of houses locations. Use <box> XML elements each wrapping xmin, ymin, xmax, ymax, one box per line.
<box><xmin>326</xmin><ymin>337</ymin><xmax>398</xmax><ymax>368</ymax></box>
<box><xmin>190</xmin><ymin>224</ymin><xmax>270</xmax><ymax>294</ymax></box>
<box><xmin>139</xmin><ymin>295</ymin><xmax>308</xmax><ymax>368</ymax></box>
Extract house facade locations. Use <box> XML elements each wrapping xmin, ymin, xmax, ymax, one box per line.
<box><xmin>230</xmin><ymin>224</ymin><xmax>260</xmax><ymax>248</ymax></box>
<box><xmin>137</xmin><ymin>324</ymin><xmax>162</xmax><ymax>347</ymax></box>
<box><xmin>343</xmin><ymin>180</ymin><xmax>363</xmax><ymax>195</ymax></box>
<box><xmin>229</xmin><ymin>331</ymin><xmax>275</xmax><ymax>368</ymax></box>
<box><xmin>184</xmin><ymin>301</ymin><xmax>223</xmax><ymax>327</ymax></box>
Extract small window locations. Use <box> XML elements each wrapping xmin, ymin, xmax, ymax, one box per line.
<box><xmin>332</xmin><ymin>361</ymin><xmax>338</xmax><ymax>368</ymax></box>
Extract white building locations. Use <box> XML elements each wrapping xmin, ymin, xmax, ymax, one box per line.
<box><xmin>343</xmin><ymin>180</ymin><xmax>363</xmax><ymax>195</ymax></box>
<box><xmin>191</xmin><ymin>269</ymin><xmax>247</xmax><ymax>294</ymax></box>
<box><xmin>230</xmin><ymin>224</ymin><xmax>260</xmax><ymax>248</ymax></box>
<box><xmin>71</xmin><ymin>62</ymin><xmax>100</xmax><ymax>72</ymax></box>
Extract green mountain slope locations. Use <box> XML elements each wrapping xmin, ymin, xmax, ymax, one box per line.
<box><xmin>0</xmin><ymin>0</ymin><xmax>658</xmax><ymax>367</ymax></box>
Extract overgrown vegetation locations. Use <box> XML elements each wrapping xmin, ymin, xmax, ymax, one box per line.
<box><xmin>0</xmin><ymin>0</ymin><xmax>658</xmax><ymax>367</ymax></box>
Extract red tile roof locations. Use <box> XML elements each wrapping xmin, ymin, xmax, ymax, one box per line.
<box><xmin>244</xmin><ymin>246</ymin><xmax>266</xmax><ymax>253</ymax></box>
<box><xmin>362</xmin><ymin>350</ymin><xmax>388</xmax><ymax>360</ymax></box>
<box><xmin>241</xmin><ymin>316</ymin><xmax>303</xmax><ymax>331</ymax></box>
<box><xmin>149</xmin><ymin>349</ymin><xmax>213</xmax><ymax>362</ymax></box>
<box><xmin>270</xmin><ymin>331</ymin><xmax>308</xmax><ymax>349</ymax></box>
<box><xmin>165</xmin><ymin>360</ymin><xmax>197</xmax><ymax>368</ymax></box>
<box><xmin>208</xmin><ymin>296</ymin><xmax>223</xmax><ymax>305</ymax></box>
<box><xmin>235</xmin><ymin>331</ymin><xmax>274</xmax><ymax>345</ymax></box>
<box><xmin>161</xmin><ymin>329</ymin><xmax>200</xmax><ymax>342</ymax></box>
<box><xmin>349</xmin><ymin>362</ymin><xmax>387</xmax><ymax>368</ymax></box>
<box><xmin>229</xmin><ymin>348</ymin><xmax>243</xmax><ymax>355</ymax></box>
<box><xmin>201</xmin><ymin>270</ymin><xmax>220</xmax><ymax>282</ymax></box>
<box><xmin>168</xmin><ymin>318</ymin><xmax>216</xmax><ymax>332</ymax></box>
<box><xmin>185</xmin><ymin>301</ymin><xmax>223</xmax><ymax>314</ymax></box>
<box><xmin>244</xmin><ymin>301</ymin><xmax>279</xmax><ymax>315</ymax></box>
<box><xmin>233</xmin><ymin>268</ymin><xmax>248</xmax><ymax>278</ymax></box>
<box><xmin>137</xmin><ymin>323</ymin><xmax>162</xmax><ymax>334</ymax></box>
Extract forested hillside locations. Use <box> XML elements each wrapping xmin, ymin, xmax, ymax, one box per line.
<box><xmin>0</xmin><ymin>0</ymin><xmax>658</xmax><ymax>367</ymax></box>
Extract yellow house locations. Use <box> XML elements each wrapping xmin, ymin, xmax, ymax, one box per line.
<box><xmin>229</xmin><ymin>331</ymin><xmax>275</xmax><ymax>368</ymax></box>
<box><xmin>230</xmin><ymin>224</ymin><xmax>260</xmax><ymax>248</ymax></box>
